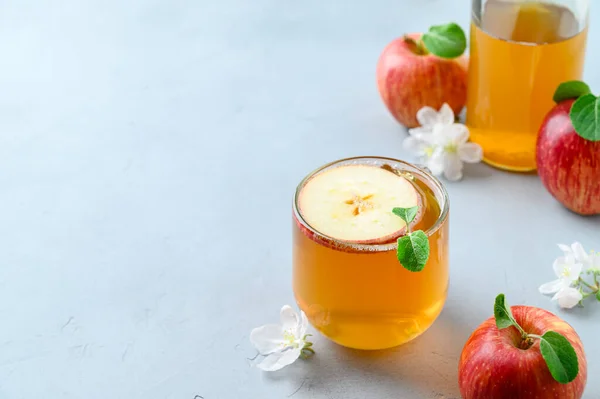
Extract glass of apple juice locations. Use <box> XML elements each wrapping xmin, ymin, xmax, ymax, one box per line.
<box><xmin>292</xmin><ymin>157</ymin><xmax>449</xmax><ymax>350</ymax></box>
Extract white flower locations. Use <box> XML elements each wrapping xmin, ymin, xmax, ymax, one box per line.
<box><xmin>403</xmin><ymin>131</ymin><xmax>436</xmax><ymax>162</ymax></box>
<box><xmin>540</xmin><ymin>257</ymin><xmax>583</xmax><ymax>309</ymax></box>
<box><xmin>403</xmin><ymin>104</ymin><xmax>454</xmax><ymax>161</ymax></box>
<box><xmin>539</xmin><ymin>242</ymin><xmax>591</xmax><ymax>309</ymax></box>
<box><xmin>250</xmin><ymin>305</ymin><xmax>312</xmax><ymax>371</ymax></box>
<box><xmin>403</xmin><ymin>104</ymin><xmax>483</xmax><ymax>182</ymax></box>
<box><xmin>539</xmin><ymin>251</ymin><xmax>583</xmax><ymax>295</ymax></box>
<box><xmin>426</xmin><ymin>124</ymin><xmax>483</xmax><ymax>181</ymax></box>
<box><xmin>558</xmin><ymin>242</ymin><xmax>595</xmax><ymax>270</ymax></box>
<box><xmin>408</xmin><ymin>103</ymin><xmax>455</xmax><ymax>136</ymax></box>
<box><xmin>553</xmin><ymin>287</ymin><xmax>583</xmax><ymax>309</ymax></box>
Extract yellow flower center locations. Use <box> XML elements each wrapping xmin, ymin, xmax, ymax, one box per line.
<box><xmin>444</xmin><ymin>143</ymin><xmax>457</xmax><ymax>154</ymax></box>
<box><xmin>282</xmin><ymin>330</ymin><xmax>299</xmax><ymax>348</ymax></box>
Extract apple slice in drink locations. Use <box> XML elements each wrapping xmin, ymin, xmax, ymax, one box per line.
<box><xmin>296</xmin><ymin>165</ymin><xmax>422</xmax><ymax>245</ymax></box>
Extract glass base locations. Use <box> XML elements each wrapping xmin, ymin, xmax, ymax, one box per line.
<box><xmin>299</xmin><ymin>296</ymin><xmax>446</xmax><ymax>350</ymax></box>
<box><xmin>482</xmin><ymin>157</ymin><xmax>537</xmax><ymax>173</ymax></box>
<box><xmin>469</xmin><ymin>127</ymin><xmax>538</xmax><ymax>173</ymax></box>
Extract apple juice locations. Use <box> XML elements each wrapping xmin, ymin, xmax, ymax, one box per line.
<box><xmin>466</xmin><ymin>0</ymin><xmax>588</xmax><ymax>172</ymax></box>
<box><xmin>292</xmin><ymin>157</ymin><xmax>449</xmax><ymax>350</ymax></box>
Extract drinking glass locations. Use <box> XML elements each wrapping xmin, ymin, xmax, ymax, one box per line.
<box><xmin>292</xmin><ymin>157</ymin><xmax>449</xmax><ymax>350</ymax></box>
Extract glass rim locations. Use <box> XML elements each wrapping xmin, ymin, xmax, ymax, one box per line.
<box><xmin>293</xmin><ymin>156</ymin><xmax>450</xmax><ymax>252</ymax></box>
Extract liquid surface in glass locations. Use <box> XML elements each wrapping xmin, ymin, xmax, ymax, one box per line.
<box><xmin>466</xmin><ymin>0</ymin><xmax>588</xmax><ymax>172</ymax></box>
<box><xmin>292</xmin><ymin>162</ymin><xmax>448</xmax><ymax>350</ymax></box>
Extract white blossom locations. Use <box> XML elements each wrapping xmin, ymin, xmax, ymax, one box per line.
<box><xmin>403</xmin><ymin>104</ymin><xmax>482</xmax><ymax>181</ymax></box>
<box><xmin>250</xmin><ymin>305</ymin><xmax>312</xmax><ymax>371</ymax></box>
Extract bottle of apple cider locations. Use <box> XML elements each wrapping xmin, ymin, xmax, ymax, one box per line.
<box><xmin>466</xmin><ymin>0</ymin><xmax>590</xmax><ymax>172</ymax></box>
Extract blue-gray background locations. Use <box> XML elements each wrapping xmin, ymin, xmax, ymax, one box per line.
<box><xmin>0</xmin><ymin>1</ymin><xmax>598</xmax><ymax>398</ymax></box>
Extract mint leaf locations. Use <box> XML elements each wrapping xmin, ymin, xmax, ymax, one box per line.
<box><xmin>539</xmin><ymin>331</ymin><xmax>579</xmax><ymax>384</ymax></box>
<box><xmin>393</xmin><ymin>205</ymin><xmax>429</xmax><ymax>272</ymax></box>
<box><xmin>396</xmin><ymin>230</ymin><xmax>429</xmax><ymax>272</ymax></box>
<box><xmin>494</xmin><ymin>294</ymin><xmax>518</xmax><ymax>330</ymax></box>
<box><xmin>553</xmin><ymin>81</ymin><xmax>591</xmax><ymax>103</ymax></box>
<box><xmin>570</xmin><ymin>93</ymin><xmax>600</xmax><ymax>142</ymax></box>
<box><xmin>421</xmin><ymin>23</ymin><xmax>467</xmax><ymax>59</ymax></box>
<box><xmin>392</xmin><ymin>206</ymin><xmax>419</xmax><ymax>227</ymax></box>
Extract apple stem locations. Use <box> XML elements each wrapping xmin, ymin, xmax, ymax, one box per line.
<box><xmin>403</xmin><ymin>35</ymin><xmax>428</xmax><ymax>56</ymax></box>
<box><xmin>525</xmin><ymin>334</ymin><xmax>543</xmax><ymax>349</ymax></box>
<box><xmin>519</xmin><ymin>335</ymin><xmax>535</xmax><ymax>350</ymax></box>
<box><xmin>512</xmin><ymin>322</ymin><xmax>527</xmax><ymax>341</ymax></box>
<box><xmin>509</xmin><ymin>319</ymin><xmax>534</xmax><ymax>349</ymax></box>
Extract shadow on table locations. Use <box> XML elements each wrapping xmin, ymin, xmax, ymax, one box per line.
<box><xmin>265</xmin><ymin>306</ymin><xmax>487</xmax><ymax>398</ymax></box>
<box><xmin>463</xmin><ymin>162</ymin><xmax>495</xmax><ymax>180</ymax></box>
<box><xmin>563</xmin><ymin>297</ymin><xmax>600</xmax><ymax>319</ymax></box>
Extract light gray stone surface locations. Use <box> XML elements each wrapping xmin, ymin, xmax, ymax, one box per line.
<box><xmin>0</xmin><ymin>0</ymin><xmax>599</xmax><ymax>398</ymax></box>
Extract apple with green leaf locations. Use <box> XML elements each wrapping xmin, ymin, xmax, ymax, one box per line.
<box><xmin>376</xmin><ymin>22</ymin><xmax>469</xmax><ymax>128</ymax></box>
<box><xmin>459</xmin><ymin>294</ymin><xmax>587</xmax><ymax>399</ymax></box>
<box><xmin>536</xmin><ymin>81</ymin><xmax>600</xmax><ymax>215</ymax></box>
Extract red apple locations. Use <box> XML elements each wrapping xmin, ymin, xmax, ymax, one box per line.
<box><xmin>536</xmin><ymin>99</ymin><xmax>600</xmax><ymax>215</ymax></box>
<box><xmin>376</xmin><ymin>33</ymin><xmax>468</xmax><ymax>128</ymax></box>
<box><xmin>459</xmin><ymin>306</ymin><xmax>587</xmax><ymax>399</ymax></box>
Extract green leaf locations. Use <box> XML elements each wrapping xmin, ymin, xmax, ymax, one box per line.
<box><xmin>570</xmin><ymin>93</ymin><xmax>600</xmax><ymax>142</ymax></box>
<box><xmin>396</xmin><ymin>230</ymin><xmax>429</xmax><ymax>272</ymax></box>
<box><xmin>553</xmin><ymin>81</ymin><xmax>591</xmax><ymax>103</ymax></box>
<box><xmin>421</xmin><ymin>22</ymin><xmax>467</xmax><ymax>59</ymax></box>
<box><xmin>392</xmin><ymin>206</ymin><xmax>419</xmax><ymax>227</ymax></box>
<box><xmin>494</xmin><ymin>294</ymin><xmax>518</xmax><ymax>330</ymax></box>
<box><xmin>596</xmin><ymin>291</ymin><xmax>600</xmax><ymax>302</ymax></box>
<box><xmin>539</xmin><ymin>331</ymin><xmax>579</xmax><ymax>384</ymax></box>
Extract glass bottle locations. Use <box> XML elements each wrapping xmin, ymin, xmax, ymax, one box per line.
<box><xmin>466</xmin><ymin>0</ymin><xmax>590</xmax><ymax>172</ymax></box>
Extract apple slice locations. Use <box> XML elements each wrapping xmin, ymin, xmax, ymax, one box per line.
<box><xmin>298</xmin><ymin>165</ymin><xmax>421</xmax><ymax>244</ymax></box>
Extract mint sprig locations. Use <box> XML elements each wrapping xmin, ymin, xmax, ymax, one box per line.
<box><xmin>421</xmin><ymin>22</ymin><xmax>467</xmax><ymax>59</ymax></box>
<box><xmin>392</xmin><ymin>206</ymin><xmax>430</xmax><ymax>272</ymax></box>
<box><xmin>493</xmin><ymin>294</ymin><xmax>579</xmax><ymax>384</ymax></box>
